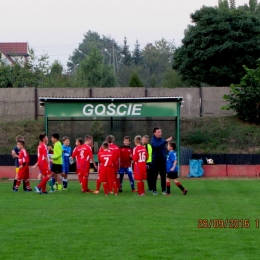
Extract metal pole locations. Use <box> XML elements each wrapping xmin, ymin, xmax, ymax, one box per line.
<box><xmin>176</xmin><ymin>101</ymin><xmax>181</xmax><ymax>177</ymax></box>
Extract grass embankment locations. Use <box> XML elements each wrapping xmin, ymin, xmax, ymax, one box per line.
<box><xmin>0</xmin><ymin>116</ymin><xmax>259</xmax><ymax>154</ymax></box>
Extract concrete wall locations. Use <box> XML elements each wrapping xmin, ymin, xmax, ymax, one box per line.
<box><xmin>0</xmin><ymin>87</ymin><xmax>234</xmax><ymax>121</ymax></box>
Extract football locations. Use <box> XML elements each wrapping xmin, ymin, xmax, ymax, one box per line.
<box><xmin>206</xmin><ymin>158</ymin><xmax>214</xmax><ymax>164</ymax></box>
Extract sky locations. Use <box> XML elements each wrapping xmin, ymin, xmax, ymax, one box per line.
<box><xmin>1</xmin><ymin>0</ymin><xmax>248</xmax><ymax>68</ymax></box>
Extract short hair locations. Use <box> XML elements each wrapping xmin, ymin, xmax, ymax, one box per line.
<box><xmin>16</xmin><ymin>135</ymin><xmax>24</xmax><ymax>142</ymax></box>
<box><xmin>39</xmin><ymin>133</ymin><xmax>47</xmax><ymax>141</ymax></box>
<box><xmin>62</xmin><ymin>136</ymin><xmax>70</xmax><ymax>142</ymax></box>
<box><xmin>153</xmin><ymin>127</ymin><xmax>160</xmax><ymax>133</ymax></box>
<box><xmin>168</xmin><ymin>142</ymin><xmax>176</xmax><ymax>150</ymax></box>
<box><xmin>85</xmin><ymin>135</ymin><xmax>93</xmax><ymax>141</ymax></box>
<box><xmin>134</xmin><ymin>135</ymin><xmax>142</xmax><ymax>144</ymax></box>
<box><xmin>142</xmin><ymin>135</ymin><xmax>149</xmax><ymax>140</ymax></box>
<box><xmin>124</xmin><ymin>136</ymin><xmax>131</xmax><ymax>141</ymax></box>
<box><xmin>106</xmin><ymin>135</ymin><xmax>113</xmax><ymax>143</ymax></box>
<box><xmin>52</xmin><ymin>133</ymin><xmax>59</xmax><ymax>140</ymax></box>
<box><xmin>17</xmin><ymin>140</ymin><xmax>25</xmax><ymax>146</ymax></box>
<box><xmin>102</xmin><ymin>141</ymin><xmax>109</xmax><ymax>149</ymax></box>
<box><xmin>76</xmin><ymin>138</ymin><xmax>83</xmax><ymax>145</ymax></box>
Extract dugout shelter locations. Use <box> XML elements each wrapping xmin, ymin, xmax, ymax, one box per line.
<box><xmin>39</xmin><ymin>97</ymin><xmax>183</xmax><ymax>167</ymax></box>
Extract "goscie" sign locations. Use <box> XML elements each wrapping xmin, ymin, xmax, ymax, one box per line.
<box><xmin>83</xmin><ymin>103</ymin><xmax>142</xmax><ymax>116</ymax></box>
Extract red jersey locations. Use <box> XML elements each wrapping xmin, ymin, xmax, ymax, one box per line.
<box><xmin>84</xmin><ymin>143</ymin><xmax>94</xmax><ymax>159</ymax></box>
<box><xmin>119</xmin><ymin>145</ymin><xmax>133</xmax><ymax>168</ymax></box>
<box><xmin>99</xmin><ymin>143</ymin><xmax>120</xmax><ymax>171</ymax></box>
<box><xmin>19</xmin><ymin>148</ymin><xmax>30</xmax><ymax>165</ymax></box>
<box><xmin>98</xmin><ymin>150</ymin><xmax>116</xmax><ymax>183</ymax></box>
<box><xmin>133</xmin><ymin>145</ymin><xmax>148</xmax><ymax>175</ymax></box>
<box><xmin>72</xmin><ymin>145</ymin><xmax>91</xmax><ymax>172</ymax></box>
<box><xmin>37</xmin><ymin>142</ymin><xmax>48</xmax><ymax>170</ymax></box>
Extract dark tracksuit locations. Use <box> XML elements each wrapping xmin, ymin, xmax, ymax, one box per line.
<box><xmin>151</xmin><ymin>135</ymin><xmax>167</xmax><ymax>192</ymax></box>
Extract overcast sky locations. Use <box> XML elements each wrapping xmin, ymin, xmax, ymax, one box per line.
<box><xmin>1</xmin><ymin>0</ymin><xmax>248</xmax><ymax>68</ymax></box>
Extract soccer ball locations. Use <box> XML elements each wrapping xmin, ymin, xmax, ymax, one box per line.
<box><xmin>206</xmin><ymin>158</ymin><xmax>214</xmax><ymax>164</ymax></box>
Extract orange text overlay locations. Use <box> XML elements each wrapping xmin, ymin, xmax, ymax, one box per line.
<box><xmin>198</xmin><ymin>219</ymin><xmax>260</xmax><ymax>228</ymax></box>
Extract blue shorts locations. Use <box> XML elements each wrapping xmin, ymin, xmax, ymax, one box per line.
<box><xmin>62</xmin><ymin>162</ymin><xmax>70</xmax><ymax>174</ymax></box>
<box><xmin>118</xmin><ymin>167</ymin><xmax>133</xmax><ymax>175</ymax></box>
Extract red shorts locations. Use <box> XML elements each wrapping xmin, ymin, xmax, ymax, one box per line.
<box><xmin>39</xmin><ymin>165</ymin><xmax>50</xmax><ymax>175</ymax></box>
<box><xmin>99</xmin><ymin>166</ymin><xmax>115</xmax><ymax>183</ymax></box>
<box><xmin>134</xmin><ymin>164</ymin><xmax>147</xmax><ymax>181</ymax></box>
<box><xmin>18</xmin><ymin>165</ymin><xmax>30</xmax><ymax>180</ymax></box>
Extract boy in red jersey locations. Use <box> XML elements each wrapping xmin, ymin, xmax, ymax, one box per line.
<box><xmin>35</xmin><ymin>133</ymin><xmax>52</xmax><ymax>194</ymax></box>
<box><xmin>93</xmin><ymin>135</ymin><xmax>120</xmax><ymax>193</ymax></box>
<box><xmin>132</xmin><ymin>135</ymin><xmax>148</xmax><ymax>196</ymax></box>
<box><xmin>84</xmin><ymin>135</ymin><xmax>98</xmax><ymax>192</ymax></box>
<box><xmin>98</xmin><ymin>141</ymin><xmax>118</xmax><ymax>196</ymax></box>
<box><xmin>71</xmin><ymin>138</ymin><xmax>92</xmax><ymax>193</ymax></box>
<box><xmin>118</xmin><ymin>136</ymin><xmax>137</xmax><ymax>192</ymax></box>
<box><xmin>13</xmin><ymin>140</ymin><xmax>32</xmax><ymax>192</ymax></box>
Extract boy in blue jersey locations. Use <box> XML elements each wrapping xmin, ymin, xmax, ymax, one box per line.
<box><xmin>166</xmin><ymin>142</ymin><xmax>187</xmax><ymax>195</ymax></box>
<box><xmin>61</xmin><ymin>136</ymin><xmax>71</xmax><ymax>190</ymax></box>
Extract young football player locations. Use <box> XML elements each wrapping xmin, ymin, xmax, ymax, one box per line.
<box><xmin>61</xmin><ymin>136</ymin><xmax>71</xmax><ymax>190</ymax></box>
<box><xmin>132</xmin><ymin>135</ymin><xmax>148</xmax><ymax>196</ymax></box>
<box><xmin>98</xmin><ymin>141</ymin><xmax>118</xmax><ymax>196</ymax></box>
<box><xmin>118</xmin><ymin>136</ymin><xmax>137</xmax><ymax>192</ymax></box>
<box><xmin>166</xmin><ymin>142</ymin><xmax>187</xmax><ymax>195</ymax></box>
<box><xmin>142</xmin><ymin>135</ymin><xmax>153</xmax><ymax>191</ymax></box>
<box><xmin>71</xmin><ymin>138</ymin><xmax>92</xmax><ymax>193</ymax></box>
<box><xmin>13</xmin><ymin>140</ymin><xmax>32</xmax><ymax>192</ymax></box>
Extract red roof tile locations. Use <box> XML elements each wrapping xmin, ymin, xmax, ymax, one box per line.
<box><xmin>0</xmin><ymin>42</ymin><xmax>28</xmax><ymax>56</ymax></box>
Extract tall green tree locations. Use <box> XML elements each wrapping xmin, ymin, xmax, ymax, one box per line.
<box><xmin>229</xmin><ymin>0</ymin><xmax>236</xmax><ymax>8</ymax></box>
<box><xmin>173</xmin><ymin>6</ymin><xmax>260</xmax><ymax>86</ymax></box>
<box><xmin>132</xmin><ymin>40</ymin><xmax>142</xmax><ymax>65</ymax></box>
<box><xmin>218</xmin><ymin>0</ymin><xmax>229</xmax><ymax>10</ymax></box>
<box><xmin>129</xmin><ymin>71</ymin><xmax>144</xmax><ymax>87</ymax></box>
<box><xmin>121</xmin><ymin>37</ymin><xmax>132</xmax><ymax>66</ymax></box>
<box><xmin>76</xmin><ymin>47</ymin><xmax>116</xmax><ymax>87</ymax></box>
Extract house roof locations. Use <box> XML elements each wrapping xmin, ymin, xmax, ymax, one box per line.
<box><xmin>0</xmin><ymin>42</ymin><xmax>28</xmax><ymax>56</ymax></box>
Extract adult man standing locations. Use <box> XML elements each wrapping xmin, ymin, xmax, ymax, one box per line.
<box><xmin>151</xmin><ymin>127</ymin><xmax>172</xmax><ymax>195</ymax></box>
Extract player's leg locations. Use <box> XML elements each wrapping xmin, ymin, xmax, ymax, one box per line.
<box><xmin>118</xmin><ymin>168</ymin><xmax>125</xmax><ymax>192</ymax></box>
<box><xmin>86</xmin><ymin>168</ymin><xmax>93</xmax><ymax>192</ymax></box>
<box><xmin>173</xmin><ymin>174</ymin><xmax>188</xmax><ymax>195</ymax></box>
<box><xmin>103</xmin><ymin>182</ymin><xmax>108</xmax><ymax>196</ymax></box>
<box><xmin>166</xmin><ymin>176</ymin><xmax>171</xmax><ymax>195</ymax></box>
<box><xmin>13</xmin><ymin>169</ymin><xmax>18</xmax><ymax>191</ymax></box>
<box><xmin>126</xmin><ymin>167</ymin><xmax>136</xmax><ymax>192</ymax></box>
<box><xmin>14</xmin><ymin>169</ymin><xmax>23</xmax><ymax>192</ymax></box>
<box><xmin>24</xmin><ymin>166</ymin><xmax>32</xmax><ymax>191</ymax></box>
<box><xmin>150</xmin><ymin>164</ymin><xmax>159</xmax><ymax>195</ymax></box>
<box><xmin>146</xmin><ymin>164</ymin><xmax>153</xmax><ymax>191</ymax></box>
<box><xmin>160</xmin><ymin>163</ymin><xmax>167</xmax><ymax>194</ymax></box>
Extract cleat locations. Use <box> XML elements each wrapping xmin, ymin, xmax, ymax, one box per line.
<box><xmin>153</xmin><ymin>191</ymin><xmax>158</xmax><ymax>195</ymax></box>
<box><xmin>162</xmin><ymin>191</ymin><xmax>167</xmax><ymax>195</ymax></box>
<box><xmin>183</xmin><ymin>189</ymin><xmax>188</xmax><ymax>195</ymax></box>
<box><xmin>166</xmin><ymin>193</ymin><xmax>172</xmax><ymax>196</ymax></box>
<box><xmin>132</xmin><ymin>189</ymin><xmax>138</xmax><ymax>193</ymax></box>
<box><xmin>119</xmin><ymin>188</ymin><xmax>123</xmax><ymax>193</ymax></box>
<box><xmin>49</xmin><ymin>189</ymin><xmax>55</xmax><ymax>193</ymax></box>
<box><xmin>136</xmin><ymin>193</ymin><xmax>145</xmax><ymax>196</ymax></box>
<box><xmin>13</xmin><ymin>188</ymin><xmax>18</xmax><ymax>192</ymax></box>
<box><xmin>105</xmin><ymin>194</ymin><xmax>108</xmax><ymax>196</ymax></box>
<box><xmin>62</xmin><ymin>188</ymin><xmax>67</xmax><ymax>191</ymax></box>
<box><xmin>41</xmin><ymin>191</ymin><xmax>48</xmax><ymax>194</ymax></box>
<box><xmin>35</xmin><ymin>186</ymin><xmax>41</xmax><ymax>193</ymax></box>
<box><xmin>109</xmin><ymin>191</ymin><xmax>113</xmax><ymax>194</ymax></box>
<box><xmin>114</xmin><ymin>193</ymin><xmax>118</xmax><ymax>196</ymax></box>
<box><xmin>26</xmin><ymin>189</ymin><xmax>32</xmax><ymax>192</ymax></box>
<box><xmin>93</xmin><ymin>190</ymin><xmax>99</xmax><ymax>194</ymax></box>
<box><xmin>86</xmin><ymin>189</ymin><xmax>93</xmax><ymax>193</ymax></box>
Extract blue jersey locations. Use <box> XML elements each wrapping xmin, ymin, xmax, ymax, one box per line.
<box><xmin>166</xmin><ymin>150</ymin><xmax>178</xmax><ymax>173</ymax></box>
<box><xmin>62</xmin><ymin>145</ymin><xmax>71</xmax><ymax>165</ymax></box>
<box><xmin>13</xmin><ymin>146</ymin><xmax>20</xmax><ymax>167</ymax></box>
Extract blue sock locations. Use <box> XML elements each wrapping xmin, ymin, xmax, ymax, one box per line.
<box><xmin>127</xmin><ymin>172</ymin><xmax>135</xmax><ymax>190</ymax></box>
<box><xmin>63</xmin><ymin>179</ymin><xmax>68</xmax><ymax>188</ymax></box>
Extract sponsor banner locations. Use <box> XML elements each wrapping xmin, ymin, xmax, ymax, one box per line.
<box><xmin>46</xmin><ymin>102</ymin><xmax>178</xmax><ymax>117</ymax></box>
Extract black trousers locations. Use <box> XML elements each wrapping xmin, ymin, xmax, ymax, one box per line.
<box><xmin>146</xmin><ymin>163</ymin><xmax>153</xmax><ymax>190</ymax></box>
<box><xmin>151</xmin><ymin>160</ymin><xmax>166</xmax><ymax>192</ymax></box>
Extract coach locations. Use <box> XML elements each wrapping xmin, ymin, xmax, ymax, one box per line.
<box><xmin>151</xmin><ymin>127</ymin><xmax>172</xmax><ymax>195</ymax></box>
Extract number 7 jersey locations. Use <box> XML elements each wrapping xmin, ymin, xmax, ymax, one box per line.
<box><xmin>132</xmin><ymin>145</ymin><xmax>148</xmax><ymax>176</ymax></box>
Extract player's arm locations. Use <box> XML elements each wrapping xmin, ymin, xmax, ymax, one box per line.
<box><xmin>170</xmin><ymin>153</ymin><xmax>177</xmax><ymax>172</ymax></box>
<box><xmin>18</xmin><ymin>152</ymin><xmax>24</xmax><ymax>168</ymax></box>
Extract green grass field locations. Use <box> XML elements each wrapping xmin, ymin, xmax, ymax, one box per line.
<box><xmin>1</xmin><ymin>179</ymin><xmax>260</xmax><ymax>260</ymax></box>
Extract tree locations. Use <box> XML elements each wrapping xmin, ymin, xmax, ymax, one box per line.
<box><xmin>223</xmin><ymin>60</ymin><xmax>260</xmax><ymax>124</ymax></box>
<box><xmin>76</xmin><ymin>47</ymin><xmax>116</xmax><ymax>87</ymax></box>
<box><xmin>218</xmin><ymin>0</ymin><xmax>229</xmax><ymax>10</ymax></box>
<box><xmin>132</xmin><ymin>40</ymin><xmax>142</xmax><ymax>65</ymax></box>
<box><xmin>229</xmin><ymin>0</ymin><xmax>236</xmax><ymax>8</ymax></box>
<box><xmin>173</xmin><ymin>6</ymin><xmax>260</xmax><ymax>86</ymax></box>
<box><xmin>121</xmin><ymin>37</ymin><xmax>132</xmax><ymax>66</ymax></box>
<box><xmin>129</xmin><ymin>71</ymin><xmax>144</xmax><ymax>87</ymax></box>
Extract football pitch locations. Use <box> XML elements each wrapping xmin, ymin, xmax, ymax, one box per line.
<box><xmin>1</xmin><ymin>179</ymin><xmax>259</xmax><ymax>260</ymax></box>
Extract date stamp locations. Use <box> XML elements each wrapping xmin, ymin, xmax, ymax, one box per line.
<box><xmin>197</xmin><ymin>219</ymin><xmax>260</xmax><ymax>228</ymax></box>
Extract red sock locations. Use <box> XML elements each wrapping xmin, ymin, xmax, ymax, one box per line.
<box><xmin>77</xmin><ymin>173</ymin><xmax>82</xmax><ymax>184</ymax></box>
<box><xmin>81</xmin><ymin>176</ymin><xmax>87</xmax><ymax>192</ymax></box>
<box><xmin>166</xmin><ymin>181</ymin><xmax>171</xmax><ymax>194</ymax></box>
<box><xmin>38</xmin><ymin>176</ymin><xmax>49</xmax><ymax>189</ymax></box>
<box><xmin>141</xmin><ymin>181</ymin><xmax>145</xmax><ymax>194</ymax></box>
<box><xmin>137</xmin><ymin>182</ymin><xmax>142</xmax><ymax>195</ymax></box>
<box><xmin>86</xmin><ymin>178</ymin><xmax>89</xmax><ymax>190</ymax></box>
<box><xmin>108</xmin><ymin>182</ymin><xmax>113</xmax><ymax>193</ymax></box>
<box><xmin>15</xmin><ymin>179</ymin><xmax>21</xmax><ymax>189</ymax></box>
<box><xmin>41</xmin><ymin>182</ymin><xmax>46</xmax><ymax>192</ymax></box>
<box><xmin>113</xmin><ymin>182</ymin><xmax>118</xmax><ymax>194</ymax></box>
<box><xmin>103</xmin><ymin>183</ymin><xmax>108</xmax><ymax>195</ymax></box>
<box><xmin>25</xmin><ymin>180</ymin><xmax>31</xmax><ymax>190</ymax></box>
<box><xmin>116</xmin><ymin>178</ymin><xmax>120</xmax><ymax>189</ymax></box>
<box><xmin>96</xmin><ymin>180</ymin><xmax>101</xmax><ymax>191</ymax></box>
<box><xmin>175</xmin><ymin>181</ymin><xmax>181</xmax><ymax>186</ymax></box>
